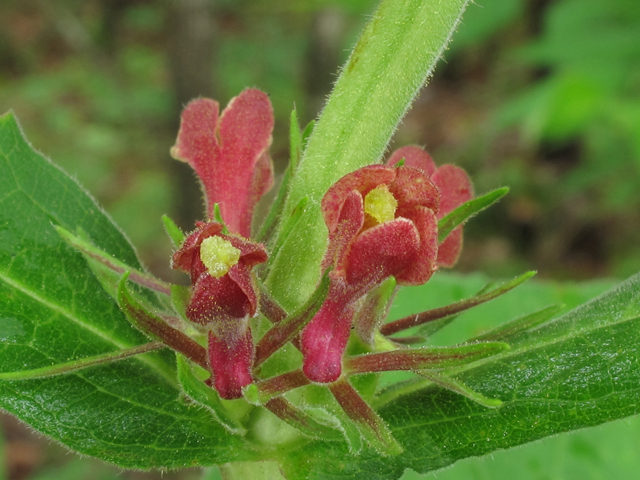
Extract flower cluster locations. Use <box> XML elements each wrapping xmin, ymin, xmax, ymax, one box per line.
<box><xmin>89</xmin><ymin>88</ymin><xmax>518</xmax><ymax>452</ymax></box>
<box><xmin>166</xmin><ymin>89</ymin><xmax>474</xmax><ymax>400</ymax></box>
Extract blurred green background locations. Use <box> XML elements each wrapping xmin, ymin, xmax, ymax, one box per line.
<box><xmin>1</xmin><ymin>0</ymin><xmax>639</xmax><ymax>479</ymax></box>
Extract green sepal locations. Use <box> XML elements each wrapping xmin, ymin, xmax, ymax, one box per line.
<box><xmin>329</xmin><ymin>379</ymin><xmax>403</xmax><ymax>456</ymax></box>
<box><xmin>438</xmin><ymin>187</ymin><xmax>509</xmax><ymax>243</ymax></box>
<box><xmin>262</xmin><ymin>397</ymin><xmax>345</xmax><ymax>443</ymax></box>
<box><xmin>382</xmin><ymin>271</ymin><xmax>536</xmax><ymax>336</ymax></box>
<box><xmin>353</xmin><ymin>277</ymin><xmax>397</xmax><ymax>346</ymax></box>
<box><xmin>258</xmin><ymin>109</ymin><xmax>311</xmax><ymax>244</ymax></box>
<box><xmin>55</xmin><ymin>225</ymin><xmax>171</xmax><ymax>296</ymax></box>
<box><xmin>213</xmin><ymin>203</ymin><xmax>229</xmax><ymax>234</ymax></box>
<box><xmin>266</xmin><ymin>195</ymin><xmax>309</xmax><ymax>267</ymax></box>
<box><xmin>176</xmin><ymin>354</ymin><xmax>248</xmax><ymax>435</ymax></box>
<box><xmin>472</xmin><ymin>304</ymin><xmax>566</xmax><ymax>343</ymax></box>
<box><xmin>254</xmin><ymin>269</ymin><xmax>331</xmax><ymax>367</ymax></box>
<box><xmin>417</xmin><ymin>370</ymin><xmax>503</xmax><ymax>408</ymax></box>
<box><xmin>170</xmin><ymin>284</ymin><xmax>191</xmax><ymax>320</ymax></box>
<box><xmin>345</xmin><ymin>342</ymin><xmax>509</xmax><ymax>374</ymax></box>
<box><xmin>116</xmin><ymin>273</ymin><xmax>208</xmax><ymax>370</ymax></box>
<box><xmin>162</xmin><ymin>214</ymin><xmax>186</xmax><ymax>247</ymax></box>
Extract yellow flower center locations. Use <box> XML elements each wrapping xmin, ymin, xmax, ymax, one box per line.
<box><xmin>364</xmin><ymin>184</ymin><xmax>397</xmax><ymax>225</ymax></box>
<box><xmin>200</xmin><ymin>236</ymin><xmax>241</xmax><ymax>278</ymax></box>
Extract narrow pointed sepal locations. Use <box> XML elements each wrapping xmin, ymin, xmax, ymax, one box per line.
<box><xmin>116</xmin><ymin>273</ymin><xmax>208</xmax><ymax>369</ymax></box>
<box><xmin>56</xmin><ymin>225</ymin><xmax>171</xmax><ymax>296</ymax></box>
<box><xmin>254</xmin><ymin>270</ymin><xmax>331</xmax><ymax>367</ymax></box>
<box><xmin>344</xmin><ymin>342</ymin><xmax>509</xmax><ymax>374</ymax></box>
<box><xmin>381</xmin><ymin>271</ymin><xmax>537</xmax><ymax>336</ymax></box>
<box><xmin>329</xmin><ymin>379</ymin><xmax>403</xmax><ymax>456</ymax></box>
<box><xmin>263</xmin><ymin>397</ymin><xmax>345</xmax><ymax>442</ymax></box>
<box><xmin>418</xmin><ymin>370</ymin><xmax>503</xmax><ymax>408</ymax></box>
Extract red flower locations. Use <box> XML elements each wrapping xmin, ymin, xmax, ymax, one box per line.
<box><xmin>301</xmin><ymin>165</ymin><xmax>440</xmax><ymax>383</ymax></box>
<box><xmin>387</xmin><ymin>146</ymin><xmax>473</xmax><ymax>267</ymax></box>
<box><xmin>171</xmin><ymin>89</ymin><xmax>274</xmax><ymax>237</ymax></box>
<box><xmin>172</xmin><ymin>222</ymin><xmax>267</xmax><ymax>399</ymax></box>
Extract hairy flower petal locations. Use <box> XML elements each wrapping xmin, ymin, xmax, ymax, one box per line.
<box><xmin>322</xmin><ymin>165</ymin><xmax>395</xmax><ymax>233</ymax></box>
<box><xmin>208</xmin><ymin>328</ymin><xmax>254</xmax><ymax>400</ymax></box>
<box><xmin>343</xmin><ymin>217</ymin><xmax>420</xmax><ymax>286</ymax></box>
<box><xmin>387</xmin><ymin>145</ymin><xmax>437</xmax><ymax>175</ymax></box>
<box><xmin>171</xmin><ymin>89</ymin><xmax>274</xmax><ymax>236</ymax></box>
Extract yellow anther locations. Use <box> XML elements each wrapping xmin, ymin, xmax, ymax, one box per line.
<box><xmin>364</xmin><ymin>184</ymin><xmax>397</xmax><ymax>225</ymax></box>
<box><xmin>200</xmin><ymin>236</ymin><xmax>241</xmax><ymax>278</ymax></box>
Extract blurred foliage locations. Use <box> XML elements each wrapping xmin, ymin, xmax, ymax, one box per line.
<box><xmin>1</xmin><ymin>0</ymin><xmax>639</xmax><ymax>478</ymax></box>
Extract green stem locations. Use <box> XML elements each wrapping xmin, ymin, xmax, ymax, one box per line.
<box><xmin>0</xmin><ymin>342</ymin><xmax>164</xmax><ymax>380</ymax></box>
<box><xmin>266</xmin><ymin>0</ymin><xmax>471</xmax><ymax>311</ymax></box>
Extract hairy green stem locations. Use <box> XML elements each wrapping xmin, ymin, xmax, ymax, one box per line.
<box><xmin>266</xmin><ymin>0</ymin><xmax>472</xmax><ymax>311</ymax></box>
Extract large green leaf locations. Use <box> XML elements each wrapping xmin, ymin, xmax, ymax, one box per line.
<box><xmin>0</xmin><ymin>112</ymin><xmax>249</xmax><ymax>468</ymax></box>
<box><xmin>274</xmin><ymin>272</ymin><xmax>637</xmax><ymax>479</ymax></box>
<box><xmin>403</xmin><ymin>414</ymin><xmax>640</xmax><ymax>479</ymax></box>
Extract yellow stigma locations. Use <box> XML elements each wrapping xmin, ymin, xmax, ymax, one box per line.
<box><xmin>364</xmin><ymin>184</ymin><xmax>397</xmax><ymax>225</ymax></box>
<box><xmin>200</xmin><ymin>236</ymin><xmax>241</xmax><ymax>278</ymax></box>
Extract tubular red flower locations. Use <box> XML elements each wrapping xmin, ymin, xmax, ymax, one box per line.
<box><xmin>387</xmin><ymin>146</ymin><xmax>473</xmax><ymax>267</ymax></box>
<box><xmin>301</xmin><ymin>164</ymin><xmax>440</xmax><ymax>383</ymax></box>
<box><xmin>172</xmin><ymin>222</ymin><xmax>267</xmax><ymax>399</ymax></box>
<box><xmin>170</xmin><ymin>89</ymin><xmax>275</xmax><ymax>237</ymax></box>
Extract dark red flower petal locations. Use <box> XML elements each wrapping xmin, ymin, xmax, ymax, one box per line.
<box><xmin>389</xmin><ymin>166</ymin><xmax>440</xmax><ymax>218</ymax></box>
<box><xmin>322</xmin><ymin>165</ymin><xmax>395</xmax><ymax>233</ymax></box>
<box><xmin>187</xmin><ymin>273</ymin><xmax>251</xmax><ymax>325</ymax></box>
<box><xmin>322</xmin><ymin>190</ymin><xmax>365</xmax><ymax>272</ymax></box>
<box><xmin>343</xmin><ymin>217</ymin><xmax>420</xmax><ymax>287</ymax></box>
<box><xmin>394</xmin><ymin>206</ymin><xmax>438</xmax><ymax>285</ymax></box>
<box><xmin>387</xmin><ymin>145</ymin><xmax>437</xmax><ymax>176</ymax></box>
<box><xmin>208</xmin><ymin>328</ymin><xmax>254</xmax><ymax>400</ymax></box>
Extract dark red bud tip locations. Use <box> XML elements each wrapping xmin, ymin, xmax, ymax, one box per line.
<box><xmin>301</xmin><ymin>293</ymin><xmax>355</xmax><ymax>384</ymax></box>
<box><xmin>208</xmin><ymin>329</ymin><xmax>254</xmax><ymax>400</ymax></box>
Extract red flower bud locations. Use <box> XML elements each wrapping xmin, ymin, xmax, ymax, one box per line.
<box><xmin>171</xmin><ymin>89</ymin><xmax>274</xmax><ymax>237</ymax></box>
<box><xmin>172</xmin><ymin>222</ymin><xmax>267</xmax><ymax>399</ymax></box>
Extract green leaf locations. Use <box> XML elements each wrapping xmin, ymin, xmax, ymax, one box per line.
<box><xmin>280</xmin><ymin>273</ymin><xmax>640</xmax><ymax>479</ymax></box>
<box><xmin>470</xmin><ymin>304</ymin><xmax>565</xmax><ymax>342</ymax></box>
<box><xmin>0</xmin><ymin>342</ymin><xmax>164</xmax><ymax>380</ymax></box>
<box><xmin>438</xmin><ymin>187</ymin><xmax>509</xmax><ymax>243</ymax></box>
<box><xmin>0</xmin><ymin>112</ymin><xmax>252</xmax><ymax>468</ymax></box>
<box><xmin>402</xmin><ymin>415</ymin><xmax>640</xmax><ymax>480</ymax></box>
